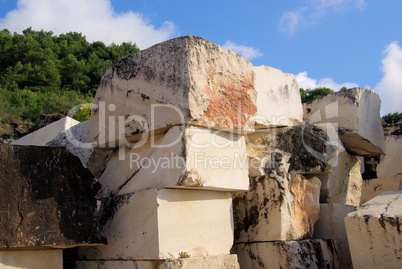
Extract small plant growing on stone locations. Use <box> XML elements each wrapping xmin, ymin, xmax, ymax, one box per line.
<box><xmin>178</xmin><ymin>252</ymin><xmax>191</xmax><ymax>258</ymax></box>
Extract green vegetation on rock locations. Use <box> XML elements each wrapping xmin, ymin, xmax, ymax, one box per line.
<box><xmin>299</xmin><ymin>87</ymin><xmax>335</xmax><ymax>103</ymax></box>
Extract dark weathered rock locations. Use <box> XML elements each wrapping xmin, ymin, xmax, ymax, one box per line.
<box><xmin>0</xmin><ymin>144</ymin><xmax>106</xmax><ymax>249</ymax></box>
<box><xmin>232</xmin><ymin>239</ymin><xmax>340</xmax><ymax>269</ymax></box>
<box><xmin>246</xmin><ymin>123</ymin><xmax>340</xmax><ymax>177</ymax></box>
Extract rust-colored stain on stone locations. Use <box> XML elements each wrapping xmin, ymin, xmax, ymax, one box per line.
<box><xmin>199</xmin><ymin>71</ymin><xmax>257</xmax><ymax>129</ymax></box>
<box><xmin>291</xmin><ymin>175</ymin><xmax>320</xmax><ymax>239</ymax></box>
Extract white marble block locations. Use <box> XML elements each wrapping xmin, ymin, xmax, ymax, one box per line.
<box><xmin>97</xmin><ymin>125</ymin><xmax>249</xmax><ymax>198</ymax></box>
<box><xmin>78</xmin><ymin>189</ymin><xmax>234</xmax><ymax>260</ymax></box>
<box><xmin>313</xmin><ymin>203</ymin><xmax>356</xmax><ymax>269</ymax></box>
<box><xmin>233</xmin><ymin>174</ymin><xmax>321</xmax><ymax>242</ymax></box>
<box><xmin>0</xmin><ymin>250</ymin><xmax>62</xmax><ymax>269</ymax></box>
<box><xmin>73</xmin><ymin>255</ymin><xmax>240</xmax><ymax>269</ymax></box>
<box><xmin>89</xmin><ymin>35</ymin><xmax>258</xmax><ymax>148</ymax></box>
<box><xmin>232</xmin><ymin>239</ymin><xmax>339</xmax><ymax>269</ymax></box>
<box><xmin>345</xmin><ymin>191</ymin><xmax>402</xmax><ymax>268</ymax></box>
<box><xmin>253</xmin><ymin>65</ymin><xmax>303</xmax><ymax>127</ymax></box>
<box><xmin>303</xmin><ymin>88</ymin><xmax>386</xmax><ymax>156</ymax></box>
<box><xmin>318</xmin><ymin>150</ymin><xmax>363</xmax><ymax>206</ymax></box>
<box><xmin>360</xmin><ymin>174</ymin><xmax>402</xmax><ymax>204</ymax></box>
<box><xmin>11</xmin><ymin>116</ymin><xmax>79</xmax><ymax>146</ymax></box>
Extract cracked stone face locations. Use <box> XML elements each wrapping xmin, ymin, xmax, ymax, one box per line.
<box><xmin>0</xmin><ymin>144</ymin><xmax>105</xmax><ymax>249</ymax></box>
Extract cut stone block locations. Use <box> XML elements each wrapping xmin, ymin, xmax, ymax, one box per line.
<box><xmin>318</xmin><ymin>151</ymin><xmax>362</xmax><ymax>206</ymax></box>
<box><xmin>253</xmin><ymin>65</ymin><xmax>302</xmax><ymax>126</ymax></box>
<box><xmin>0</xmin><ymin>144</ymin><xmax>105</xmax><ymax>249</ymax></box>
<box><xmin>377</xmin><ymin>135</ymin><xmax>402</xmax><ymax>178</ymax></box>
<box><xmin>345</xmin><ymin>191</ymin><xmax>402</xmax><ymax>268</ymax></box>
<box><xmin>246</xmin><ymin>123</ymin><xmax>341</xmax><ymax>177</ymax></box>
<box><xmin>232</xmin><ymin>239</ymin><xmax>339</xmax><ymax>269</ymax></box>
<box><xmin>46</xmin><ymin>120</ymin><xmax>111</xmax><ymax>178</ymax></box>
<box><xmin>89</xmin><ymin>35</ymin><xmax>257</xmax><ymax>148</ymax></box>
<box><xmin>78</xmin><ymin>189</ymin><xmax>234</xmax><ymax>260</ymax></box>
<box><xmin>97</xmin><ymin>125</ymin><xmax>248</xmax><ymax>198</ymax></box>
<box><xmin>233</xmin><ymin>173</ymin><xmax>321</xmax><ymax>242</ymax></box>
<box><xmin>72</xmin><ymin>255</ymin><xmax>240</xmax><ymax>269</ymax></box>
<box><xmin>361</xmin><ymin>175</ymin><xmax>402</xmax><ymax>204</ymax></box>
<box><xmin>0</xmin><ymin>249</ymin><xmax>62</xmax><ymax>269</ymax></box>
<box><xmin>313</xmin><ymin>203</ymin><xmax>356</xmax><ymax>269</ymax></box>
<box><xmin>11</xmin><ymin>116</ymin><xmax>79</xmax><ymax>146</ymax></box>
<box><xmin>303</xmin><ymin>87</ymin><xmax>386</xmax><ymax>156</ymax></box>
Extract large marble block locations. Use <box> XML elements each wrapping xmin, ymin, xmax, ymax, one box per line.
<box><xmin>377</xmin><ymin>135</ymin><xmax>402</xmax><ymax>178</ymax></box>
<box><xmin>233</xmin><ymin>173</ymin><xmax>321</xmax><ymax>242</ymax></box>
<box><xmin>97</xmin><ymin>125</ymin><xmax>248</xmax><ymax>198</ymax></box>
<box><xmin>360</xmin><ymin>175</ymin><xmax>402</xmax><ymax>204</ymax></box>
<box><xmin>11</xmin><ymin>116</ymin><xmax>79</xmax><ymax>146</ymax></box>
<box><xmin>0</xmin><ymin>144</ymin><xmax>105</xmax><ymax>249</ymax></box>
<box><xmin>0</xmin><ymin>250</ymin><xmax>62</xmax><ymax>269</ymax></box>
<box><xmin>72</xmin><ymin>255</ymin><xmax>240</xmax><ymax>269</ymax></box>
<box><xmin>318</xmin><ymin>150</ymin><xmax>362</xmax><ymax>206</ymax></box>
<box><xmin>303</xmin><ymin>88</ymin><xmax>386</xmax><ymax>156</ymax></box>
<box><xmin>246</xmin><ymin>123</ymin><xmax>341</xmax><ymax>177</ymax></box>
<box><xmin>78</xmin><ymin>189</ymin><xmax>234</xmax><ymax>260</ymax></box>
<box><xmin>253</xmin><ymin>65</ymin><xmax>303</xmax><ymax>127</ymax></box>
<box><xmin>46</xmin><ymin>120</ymin><xmax>111</xmax><ymax>178</ymax></box>
<box><xmin>232</xmin><ymin>239</ymin><xmax>339</xmax><ymax>269</ymax></box>
<box><xmin>89</xmin><ymin>35</ymin><xmax>257</xmax><ymax>148</ymax></box>
<box><xmin>313</xmin><ymin>203</ymin><xmax>356</xmax><ymax>269</ymax></box>
<box><xmin>345</xmin><ymin>191</ymin><xmax>402</xmax><ymax>268</ymax></box>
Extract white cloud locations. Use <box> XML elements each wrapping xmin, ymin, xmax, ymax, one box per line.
<box><xmin>279</xmin><ymin>0</ymin><xmax>365</xmax><ymax>36</ymax></box>
<box><xmin>375</xmin><ymin>41</ymin><xmax>402</xmax><ymax>115</ymax></box>
<box><xmin>295</xmin><ymin>71</ymin><xmax>358</xmax><ymax>91</ymax></box>
<box><xmin>0</xmin><ymin>0</ymin><xmax>176</xmax><ymax>49</ymax></box>
<box><xmin>222</xmin><ymin>40</ymin><xmax>263</xmax><ymax>61</ymax></box>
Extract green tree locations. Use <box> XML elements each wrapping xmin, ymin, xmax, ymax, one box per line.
<box><xmin>299</xmin><ymin>87</ymin><xmax>335</xmax><ymax>103</ymax></box>
<box><xmin>382</xmin><ymin>112</ymin><xmax>402</xmax><ymax>125</ymax></box>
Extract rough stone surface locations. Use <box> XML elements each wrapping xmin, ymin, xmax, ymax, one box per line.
<box><xmin>345</xmin><ymin>191</ymin><xmax>402</xmax><ymax>268</ymax></box>
<box><xmin>11</xmin><ymin>117</ymin><xmax>79</xmax><ymax>146</ymax></box>
<box><xmin>233</xmin><ymin>173</ymin><xmax>321</xmax><ymax>242</ymax></box>
<box><xmin>253</xmin><ymin>65</ymin><xmax>302</xmax><ymax>126</ymax></box>
<box><xmin>90</xmin><ymin>35</ymin><xmax>257</xmax><ymax>148</ymax></box>
<box><xmin>232</xmin><ymin>239</ymin><xmax>339</xmax><ymax>269</ymax></box>
<box><xmin>377</xmin><ymin>135</ymin><xmax>402</xmax><ymax>178</ymax></box>
<box><xmin>246</xmin><ymin>123</ymin><xmax>340</xmax><ymax>177</ymax></box>
<box><xmin>313</xmin><ymin>203</ymin><xmax>356</xmax><ymax>269</ymax></box>
<box><xmin>0</xmin><ymin>249</ymin><xmax>62</xmax><ymax>269</ymax></box>
<box><xmin>97</xmin><ymin>125</ymin><xmax>248</xmax><ymax>198</ymax></box>
<box><xmin>318</xmin><ymin>151</ymin><xmax>363</xmax><ymax>206</ymax></box>
<box><xmin>360</xmin><ymin>175</ymin><xmax>402</xmax><ymax>204</ymax></box>
<box><xmin>303</xmin><ymin>87</ymin><xmax>386</xmax><ymax>156</ymax></box>
<box><xmin>78</xmin><ymin>189</ymin><xmax>233</xmax><ymax>260</ymax></box>
<box><xmin>46</xmin><ymin>120</ymin><xmax>111</xmax><ymax>178</ymax></box>
<box><xmin>72</xmin><ymin>255</ymin><xmax>240</xmax><ymax>269</ymax></box>
<box><xmin>383</xmin><ymin>123</ymin><xmax>402</xmax><ymax>136</ymax></box>
<box><xmin>0</xmin><ymin>144</ymin><xmax>105</xmax><ymax>249</ymax></box>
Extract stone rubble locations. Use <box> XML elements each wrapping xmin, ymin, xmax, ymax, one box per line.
<box><xmin>1</xmin><ymin>35</ymin><xmax>399</xmax><ymax>269</ymax></box>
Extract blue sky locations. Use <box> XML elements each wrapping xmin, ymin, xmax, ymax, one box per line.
<box><xmin>1</xmin><ymin>0</ymin><xmax>401</xmax><ymax>115</ymax></box>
